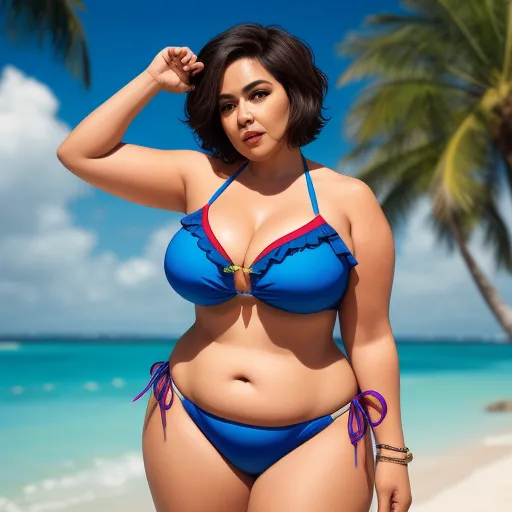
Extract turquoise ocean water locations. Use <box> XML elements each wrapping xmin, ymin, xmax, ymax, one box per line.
<box><xmin>1</xmin><ymin>339</ymin><xmax>512</xmax><ymax>510</ymax></box>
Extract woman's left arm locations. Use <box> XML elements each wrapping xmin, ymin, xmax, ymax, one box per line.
<box><xmin>338</xmin><ymin>179</ymin><xmax>412</xmax><ymax>511</ymax></box>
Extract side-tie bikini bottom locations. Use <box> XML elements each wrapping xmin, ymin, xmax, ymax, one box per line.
<box><xmin>133</xmin><ymin>361</ymin><xmax>387</xmax><ymax>476</ymax></box>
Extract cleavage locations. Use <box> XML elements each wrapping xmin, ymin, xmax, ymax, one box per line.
<box><xmin>207</xmin><ymin>197</ymin><xmax>316</xmax><ymax>271</ymax></box>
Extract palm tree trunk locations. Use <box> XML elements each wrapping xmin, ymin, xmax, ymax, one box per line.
<box><xmin>447</xmin><ymin>215</ymin><xmax>512</xmax><ymax>342</ymax></box>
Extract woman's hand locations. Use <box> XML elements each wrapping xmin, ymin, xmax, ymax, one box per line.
<box><xmin>145</xmin><ymin>46</ymin><xmax>204</xmax><ymax>94</ymax></box>
<box><xmin>375</xmin><ymin>462</ymin><xmax>412</xmax><ymax>512</ymax></box>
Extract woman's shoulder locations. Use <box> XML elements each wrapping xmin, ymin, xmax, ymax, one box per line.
<box><xmin>183</xmin><ymin>153</ymin><xmax>247</xmax><ymax>208</ymax></box>
<box><xmin>309</xmin><ymin>159</ymin><xmax>376</xmax><ymax>220</ymax></box>
<box><xmin>309</xmin><ymin>159</ymin><xmax>365</xmax><ymax>197</ymax></box>
<box><xmin>203</xmin><ymin>153</ymin><xmax>247</xmax><ymax>180</ymax></box>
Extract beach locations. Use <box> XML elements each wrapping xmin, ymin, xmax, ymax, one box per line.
<box><xmin>407</xmin><ymin>427</ymin><xmax>512</xmax><ymax>511</ymax></box>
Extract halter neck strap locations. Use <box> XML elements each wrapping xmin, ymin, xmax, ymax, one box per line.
<box><xmin>302</xmin><ymin>154</ymin><xmax>319</xmax><ymax>215</ymax></box>
<box><xmin>208</xmin><ymin>159</ymin><xmax>250</xmax><ymax>205</ymax></box>
<box><xmin>207</xmin><ymin>153</ymin><xmax>319</xmax><ymax>215</ymax></box>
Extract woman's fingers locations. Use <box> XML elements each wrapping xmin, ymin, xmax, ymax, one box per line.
<box><xmin>165</xmin><ymin>46</ymin><xmax>203</xmax><ymax>75</ymax></box>
<box><xmin>182</xmin><ymin>55</ymin><xmax>197</xmax><ymax>70</ymax></box>
<box><xmin>188</xmin><ymin>64</ymin><xmax>203</xmax><ymax>76</ymax></box>
<box><xmin>183</xmin><ymin>59</ymin><xmax>203</xmax><ymax>75</ymax></box>
<box><xmin>181</xmin><ymin>50</ymin><xmax>194</xmax><ymax>64</ymax></box>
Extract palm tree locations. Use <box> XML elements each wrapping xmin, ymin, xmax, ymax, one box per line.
<box><xmin>336</xmin><ymin>0</ymin><xmax>512</xmax><ymax>341</ymax></box>
<box><xmin>0</xmin><ymin>0</ymin><xmax>90</xmax><ymax>88</ymax></box>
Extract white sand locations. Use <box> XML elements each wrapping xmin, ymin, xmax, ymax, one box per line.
<box><xmin>411</xmin><ymin>452</ymin><xmax>512</xmax><ymax>511</ymax></box>
<box><xmin>408</xmin><ymin>430</ymin><xmax>512</xmax><ymax>512</ymax></box>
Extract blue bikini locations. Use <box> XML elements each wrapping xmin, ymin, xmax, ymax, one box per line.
<box><xmin>133</xmin><ymin>153</ymin><xmax>388</xmax><ymax>475</ymax></box>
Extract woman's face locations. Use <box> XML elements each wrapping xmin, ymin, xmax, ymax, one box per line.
<box><xmin>218</xmin><ymin>58</ymin><xmax>290</xmax><ymax>160</ymax></box>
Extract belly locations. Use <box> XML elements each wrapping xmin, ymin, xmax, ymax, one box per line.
<box><xmin>168</xmin><ymin>310</ymin><xmax>359</xmax><ymax>426</ymax></box>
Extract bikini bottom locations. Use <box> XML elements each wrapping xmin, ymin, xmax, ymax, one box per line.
<box><xmin>133</xmin><ymin>361</ymin><xmax>388</xmax><ymax>476</ymax></box>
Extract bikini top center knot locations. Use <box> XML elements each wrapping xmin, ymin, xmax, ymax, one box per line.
<box><xmin>223</xmin><ymin>265</ymin><xmax>255</xmax><ymax>274</ymax></box>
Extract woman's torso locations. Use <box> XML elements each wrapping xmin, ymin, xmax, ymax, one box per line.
<box><xmin>168</xmin><ymin>154</ymin><xmax>359</xmax><ymax>426</ymax></box>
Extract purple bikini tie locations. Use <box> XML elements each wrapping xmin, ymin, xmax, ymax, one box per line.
<box><xmin>132</xmin><ymin>361</ymin><xmax>173</xmax><ymax>429</ymax></box>
<box><xmin>347</xmin><ymin>390</ymin><xmax>388</xmax><ymax>467</ymax></box>
<box><xmin>133</xmin><ymin>361</ymin><xmax>388</xmax><ymax>468</ymax></box>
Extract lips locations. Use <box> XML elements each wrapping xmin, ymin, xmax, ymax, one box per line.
<box><xmin>243</xmin><ymin>131</ymin><xmax>264</xmax><ymax>141</ymax></box>
<box><xmin>243</xmin><ymin>133</ymin><xmax>264</xmax><ymax>146</ymax></box>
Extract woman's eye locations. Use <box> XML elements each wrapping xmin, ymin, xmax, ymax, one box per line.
<box><xmin>220</xmin><ymin>90</ymin><xmax>269</xmax><ymax>112</ymax></box>
<box><xmin>252</xmin><ymin>90</ymin><xmax>269</xmax><ymax>100</ymax></box>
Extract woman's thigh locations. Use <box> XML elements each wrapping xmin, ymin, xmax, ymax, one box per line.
<box><xmin>247</xmin><ymin>412</ymin><xmax>375</xmax><ymax>512</ymax></box>
<box><xmin>142</xmin><ymin>392</ymin><xmax>256</xmax><ymax>512</ymax></box>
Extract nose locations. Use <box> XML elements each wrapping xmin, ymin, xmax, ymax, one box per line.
<box><xmin>237</xmin><ymin>101</ymin><xmax>254</xmax><ymax>126</ymax></box>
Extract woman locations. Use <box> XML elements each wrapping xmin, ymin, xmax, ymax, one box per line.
<box><xmin>57</xmin><ymin>22</ymin><xmax>412</xmax><ymax>512</ymax></box>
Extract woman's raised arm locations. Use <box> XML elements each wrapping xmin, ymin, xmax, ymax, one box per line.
<box><xmin>56</xmin><ymin>47</ymin><xmax>205</xmax><ymax>212</ymax></box>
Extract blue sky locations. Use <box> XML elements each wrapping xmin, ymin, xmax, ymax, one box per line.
<box><xmin>0</xmin><ymin>0</ymin><xmax>511</xmax><ymax>339</ymax></box>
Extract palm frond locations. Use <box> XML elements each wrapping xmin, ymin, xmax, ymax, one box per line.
<box><xmin>0</xmin><ymin>0</ymin><xmax>90</xmax><ymax>88</ymax></box>
<box><xmin>502</xmin><ymin>1</ymin><xmax>512</xmax><ymax>83</ymax></box>
<box><xmin>504</xmin><ymin>158</ymin><xmax>512</xmax><ymax>199</ymax></box>
<box><xmin>481</xmin><ymin>197</ymin><xmax>512</xmax><ymax>271</ymax></box>
<box><xmin>401</xmin><ymin>0</ymin><xmax>445</xmax><ymax>17</ymax></box>
<box><xmin>337</xmin><ymin>1</ymin><xmax>503</xmax><ymax>89</ymax></box>
<box><xmin>365</xmin><ymin>13</ymin><xmax>436</xmax><ymax>26</ymax></box>
<box><xmin>432</xmin><ymin>111</ymin><xmax>494</xmax><ymax>215</ymax></box>
<box><xmin>372</xmin><ymin>154</ymin><xmax>438</xmax><ymax>230</ymax></box>
<box><xmin>336</xmin><ymin>23</ymin><xmax>450</xmax><ymax>86</ymax></box>
<box><xmin>445</xmin><ymin>64</ymin><xmax>491</xmax><ymax>90</ymax></box>
<box><xmin>425</xmin><ymin>208</ymin><xmax>478</xmax><ymax>252</ymax></box>
<box><xmin>483</xmin><ymin>0</ymin><xmax>505</xmax><ymax>43</ymax></box>
<box><xmin>436</xmin><ymin>0</ymin><xmax>492</xmax><ymax>67</ymax></box>
<box><xmin>347</xmin><ymin>138</ymin><xmax>443</xmax><ymax>192</ymax></box>
<box><xmin>426</xmin><ymin>179</ymin><xmax>511</xmax><ymax>272</ymax></box>
<box><xmin>345</xmin><ymin>78</ymin><xmax>474</xmax><ymax>144</ymax></box>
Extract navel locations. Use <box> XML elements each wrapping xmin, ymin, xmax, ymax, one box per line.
<box><xmin>233</xmin><ymin>375</ymin><xmax>251</xmax><ymax>383</ymax></box>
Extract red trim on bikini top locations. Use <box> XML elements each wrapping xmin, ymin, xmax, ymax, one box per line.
<box><xmin>202</xmin><ymin>204</ymin><xmax>231</xmax><ymax>263</ymax></box>
<box><xmin>202</xmin><ymin>204</ymin><xmax>327</xmax><ymax>266</ymax></box>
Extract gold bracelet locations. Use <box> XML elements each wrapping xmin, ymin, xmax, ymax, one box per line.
<box><xmin>376</xmin><ymin>451</ymin><xmax>413</xmax><ymax>465</ymax></box>
<box><xmin>375</xmin><ymin>443</ymin><xmax>409</xmax><ymax>453</ymax></box>
<box><xmin>377</xmin><ymin>455</ymin><xmax>409</xmax><ymax>466</ymax></box>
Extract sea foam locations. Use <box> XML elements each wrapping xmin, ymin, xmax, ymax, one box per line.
<box><xmin>0</xmin><ymin>453</ymin><xmax>145</xmax><ymax>511</ymax></box>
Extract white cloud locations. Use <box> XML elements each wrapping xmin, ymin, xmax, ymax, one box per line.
<box><xmin>0</xmin><ymin>65</ymin><xmax>192</xmax><ymax>335</ymax></box>
<box><xmin>0</xmin><ymin>64</ymin><xmax>511</xmax><ymax>339</ymax></box>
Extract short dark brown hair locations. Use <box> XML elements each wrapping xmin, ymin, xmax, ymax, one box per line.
<box><xmin>181</xmin><ymin>23</ymin><xmax>330</xmax><ymax>163</ymax></box>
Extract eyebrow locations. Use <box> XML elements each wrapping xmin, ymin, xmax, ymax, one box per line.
<box><xmin>218</xmin><ymin>80</ymin><xmax>272</xmax><ymax>102</ymax></box>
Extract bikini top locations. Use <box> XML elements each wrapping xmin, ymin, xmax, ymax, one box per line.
<box><xmin>164</xmin><ymin>153</ymin><xmax>358</xmax><ymax>314</ymax></box>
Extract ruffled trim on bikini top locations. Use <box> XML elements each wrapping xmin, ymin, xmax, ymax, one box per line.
<box><xmin>180</xmin><ymin>207</ymin><xmax>358</xmax><ymax>278</ymax></box>
<box><xmin>250</xmin><ymin>220</ymin><xmax>358</xmax><ymax>276</ymax></box>
<box><xmin>179</xmin><ymin>208</ymin><xmax>231</xmax><ymax>269</ymax></box>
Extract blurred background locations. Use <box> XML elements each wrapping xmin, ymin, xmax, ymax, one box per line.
<box><xmin>1</xmin><ymin>1</ymin><xmax>511</xmax><ymax>510</ymax></box>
